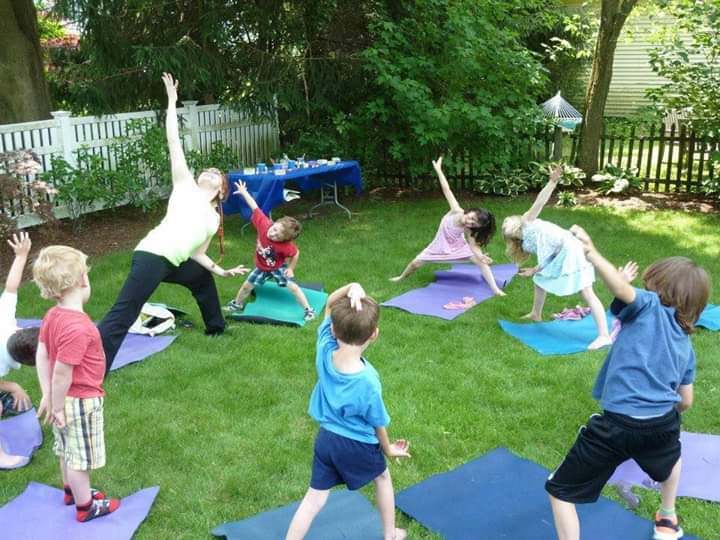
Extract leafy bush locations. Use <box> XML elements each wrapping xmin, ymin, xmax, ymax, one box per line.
<box><xmin>40</xmin><ymin>118</ymin><xmax>242</xmax><ymax>228</ymax></box>
<box><xmin>591</xmin><ymin>163</ymin><xmax>642</xmax><ymax>195</ymax></box>
<box><xmin>186</xmin><ymin>141</ymin><xmax>241</xmax><ymax>176</ymax></box>
<box><xmin>0</xmin><ymin>151</ymin><xmax>57</xmax><ymax>237</ymax></box>
<box><xmin>475</xmin><ymin>169</ymin><xmax>532</xmax><ymax>197</ymax></box>
<box><xmin>351</xmin><ymin>1</ymin><xmax>549</xmax><ymax>177</ymax></box>
<box><xmin>700</xmin><ymin>152</ymin><xmax>720</xmax><ymax>199</ymax></box>
<box><xmin>529</xmin><ymin>161</ymin><xmax>586</xmax><ymax>188</ymax></box>
<box><xmin>556</xmin><ymin>190</ymin><xmax>577</xmax><ymax>208</ymax></box>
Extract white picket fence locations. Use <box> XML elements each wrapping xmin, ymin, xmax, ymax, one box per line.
<box><xmin>0</xmin><ymin>102</ymin><xmax>279</xmax><ymax>226</ymax></box>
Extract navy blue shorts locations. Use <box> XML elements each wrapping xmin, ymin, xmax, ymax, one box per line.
<box><xmin>546</xmin><ymin>409</ymin><xmax>681</xmax><ymax>504</ymax></box>
<box><xmin>310</xmin><ymin>428</ymin><xmax>387</xmax><ymax>491</ymax></box>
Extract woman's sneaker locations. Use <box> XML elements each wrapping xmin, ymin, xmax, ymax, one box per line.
<box><xmin>76</xmin><ymin>498</ymin><xmax>121</xmax><ymax>522</ymax></box>
<box><xmin>653</xmin><ymin>513</ymin><xmax>683</xmax><ymax>540</ymax></box>
<box><xmin>223</xmin><ymin>300</ymin><xmax>244</xmax><ymax>313</ymax></box>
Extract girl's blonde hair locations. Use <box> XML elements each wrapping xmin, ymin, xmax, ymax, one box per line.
<box><xmin>32</xmin><ymin>246</ymin><xmax>88</xmax><ymax>300</ymax></box>
<box><xmin>501</xmin><ymin>215</ymin><xmax>530</xmax><ymax>264</ymax></box>
<box><xmin>643</xmin><ymin>256</ymin><xmax>711</xmax><ymax>334</ymax></box>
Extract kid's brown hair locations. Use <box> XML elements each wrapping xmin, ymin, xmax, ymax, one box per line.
<box><xmin>643</xmin><ymin>256</ymin><xmax>711</xmax><ymax>334</ymax></box>
<box><xmin>7</xmin><ymin>327</ymin><xmax>40</xmax><ymax>366</ymax></box>
<box><xmin>330</xmin><ymin>296</ymin><xmax>380</xmax><ymax>346</ymax></box>
<box><xmin>275</xmin><ymin>216</ymin><xmax>302</xmax><ymax>242</ymax></box>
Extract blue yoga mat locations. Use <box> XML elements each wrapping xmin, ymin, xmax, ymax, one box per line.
<box><xmin>498</xmin><ymin>312</ymin><xmax>617</xmax><ymax>355</ymax></box>
<box><xmin>396</xmin><ymin>447</ymin><xmax>701</xmax><ymax>540</ymax></box>
<box><xmin>211</xmin><ymin>490</ymin><xmax>383</xmax><ymax>540</ymax></box>
<box><xmin>697</xmin><ymin>304</ymin><xmax>720</xmax><ymax>331</ymax></box>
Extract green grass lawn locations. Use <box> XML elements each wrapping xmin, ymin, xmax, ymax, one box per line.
<box><xmin>2</xmin><ymin>194</ymin><xmax>719</xmax><ymax>539</ymax></box>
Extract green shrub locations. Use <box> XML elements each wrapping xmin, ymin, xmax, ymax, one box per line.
<box><xmin>590</xmin><ymin>163</ymin><xmax>642</xmax><ymax>195</ymax></box>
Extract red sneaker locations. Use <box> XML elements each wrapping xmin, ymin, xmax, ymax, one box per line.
<box><xmin>76</xmin><ymin>498</ymin><xmax>121</xmax><ymax>522</ymax></box>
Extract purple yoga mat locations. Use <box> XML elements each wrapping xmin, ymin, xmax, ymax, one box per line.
<box><xmin>0</xmin><ymin>408</ymin><xmax>42</xmax><ymax>458</ymax></box>
<box><xmin>18</xmin><ymin>319</ymin><xmax>176</xmax><ymax>371</ymax></box>
<box><xmin>0</xmin><ymin>482</ymin><xmax>159</xmax><ymax>539</ymax></box>
<box><xmin>608</xmin><ymin>431</ymin><xmax>720</xmax><ymax>502</ymax></box>
<box><xmin>382</xmin><ymin>264</ymin><xmax>518</xmax><ymax>320</ymax></box>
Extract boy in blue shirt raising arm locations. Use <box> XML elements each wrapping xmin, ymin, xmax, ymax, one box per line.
<box><xmin>546</xmin><ymin>225</ymin><xmax>710</xmax><ymax>540</ymax></box>
<box><xmin>285</xmin><ymin>282</ymin><xmax>410</xmax><ymax>540</ymax></box>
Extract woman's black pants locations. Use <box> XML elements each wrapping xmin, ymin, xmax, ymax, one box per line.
<box><xmin>98</xmin><ymin>251</ymin><xmax>225</xmax><ymax>373</ymax></box>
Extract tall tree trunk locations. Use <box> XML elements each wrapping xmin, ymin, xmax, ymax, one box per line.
<box><xmin>0</xmin><ymin>0</ymin><xmax>51</xmax><ymax>124</ymax></box>
<box><xmin>577</xmin><ymin>0</ymin><xmax>638</xmax><ymax>176</ymax></box>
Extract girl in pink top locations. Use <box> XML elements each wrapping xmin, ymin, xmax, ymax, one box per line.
<box><xmin>390</xmin><ymin>157</ymin><xmax>505</xmax><ymax>296</ymax></box>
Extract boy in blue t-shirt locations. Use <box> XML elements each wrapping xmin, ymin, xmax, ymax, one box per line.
<box><xmin>285</xmin><ymin>282</ymin><xmax>411</xmax><ymax>540</ymax></box>
<box><xmin>546</xmin><ymin>225</ymin><xmax>710</xmax><ymax>540</ymax></box>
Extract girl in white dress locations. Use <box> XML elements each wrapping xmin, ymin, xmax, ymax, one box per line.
<box><xmin>502</xmin><ymin>166</ymin><xmax>612</xmax><ymax>350</ymax></box>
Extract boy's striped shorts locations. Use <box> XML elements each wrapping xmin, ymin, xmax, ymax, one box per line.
<box><xmin>53</xmin><ymin>396</ymin><xmax>105</xmax><ymax>471</ymax></box>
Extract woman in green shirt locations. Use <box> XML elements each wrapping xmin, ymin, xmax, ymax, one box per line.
<box><xmin>98</xmin><ymin>73</ymin><xmax>246</xmax><ymax>373</ymax></box>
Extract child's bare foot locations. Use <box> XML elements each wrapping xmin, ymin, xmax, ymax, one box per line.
<box><xmin>521</xmin><ymin>312</ymin><xmax>541</xmax><ymax>321</ymax></box>
<box><xmin>588</xmin><ymin>335</ymin><xmax>613</xmax><ymax>350</ymax></box>
<box><xmin>389</xmin><ymin>276</ymin><xmax>404</xmax><ymax>283</ymax></box>
<box><xmin>389</xmin><ymin>528</ymin><xmax>407</xmax><ymax>540</ymax></box>
<box><xmin>493</xmin><ymin>289</ymin><xmax>507</xmax><ymax>297</ymax></box>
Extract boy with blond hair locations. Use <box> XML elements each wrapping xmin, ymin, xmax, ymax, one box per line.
<box><xmin>225</xmin><ymin>181</ymin><xmax>315</xmax><ymax>321</ymax></box>
<box><xmin>33</xmin><ymin>246</ymin><xmax>120</xmax><ymax>522</ymax></box>
<box><xmin>285</xmin><ymin>283</ymin><xmax>410</xmax><ymax>540</ymax></box>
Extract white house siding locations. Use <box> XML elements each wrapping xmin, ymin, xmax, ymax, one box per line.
<box><xmin>563</xmin><ymin>1</ymin><xmax>701</xmax><ymax>117</ymax></box>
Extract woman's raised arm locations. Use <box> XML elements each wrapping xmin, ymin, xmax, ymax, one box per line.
<box><xmin>162</xmin><ymin>73</ymin><xmax>192</xmax><ymax>185</ymax></box>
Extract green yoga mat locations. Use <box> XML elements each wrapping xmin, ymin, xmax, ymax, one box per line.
<box><xmin>227</xmin><ymin>282</ymin><xmax>328</xmax><ymax>327</ymax></box>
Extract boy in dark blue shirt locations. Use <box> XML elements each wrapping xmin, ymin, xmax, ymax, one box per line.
<box><xmin>285</xmin><ymin>283</ymin><xmax>410</xmax><ymax>540</ymax></box>
<box><xmin>546</xmin><ymin>226</ymin><xmax>710</xmax><ymax>540</ymax></box>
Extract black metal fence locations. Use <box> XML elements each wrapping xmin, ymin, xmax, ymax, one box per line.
<box><xmin>372</xmin><ymin>123</ymin><xmax>720</xmax><ymax>194</ymax></box>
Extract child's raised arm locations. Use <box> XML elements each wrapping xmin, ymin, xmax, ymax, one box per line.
<box><xmin>233</xmin><ymin>181</ymin><xmax>258</xmax><ymax>211</ymax></box>
<box><xmin>325</xmin><ymin>282</ymin><xmax>365</xmax><ymax>317</ymax></box>
<box><xmin>570</xmin><ymin>225</ymin><xmax>636</xmax><ymax>304</ymax></box>
<box><xmin>433</xmin><ymin>157</ymin><xmax>463</xmax><ymax>214</ymax></box>
<box><xmin>522</xmin><ymin>164</ymin><xmax>561</xmax><ymax>222</ymax></box>
<box><xmin>5</xmin><ymin>232</ymin><xmax>31</xmax><ymax>294</ymax></box>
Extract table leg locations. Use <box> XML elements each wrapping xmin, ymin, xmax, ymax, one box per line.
<box><xmin>309</xmin><ymin>181</ymin><xmax>352</xmax><ymax>219</ymax></box>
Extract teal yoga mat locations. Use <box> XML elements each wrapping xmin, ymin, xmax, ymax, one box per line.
<box><xmin>227</xmin><ymin>282</ymin><xmax>328</xmax><ymax>327</ymax></box>
<box><xmin>211</xmin><ymin>490</ymin><xmax>383</xmax><ymax>539</ymax></box>
<box><xmin>498</xmin><ymin>311</ymin><xmax>617</xmax><ymax>355</ymax></box>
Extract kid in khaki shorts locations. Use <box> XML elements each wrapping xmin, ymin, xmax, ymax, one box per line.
<box><xmin>546</xmin><ymin>226</ymin><xmax>710</xmax><ymax>540</ymax></box>
<box><xmin>285</xmin><ymin>283</ymin><xmax>410</xmax><ymax>540</ymax></box>
<box><xmin>33</xmin><ymin>246</ymin><xmax>120</xmax><ymax>522</ymax></box>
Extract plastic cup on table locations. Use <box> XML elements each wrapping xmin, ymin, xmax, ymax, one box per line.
<box><xmin>256</xmin><ymin>163</ymin><xmax>268</xmax><ymax>174</ymax></box>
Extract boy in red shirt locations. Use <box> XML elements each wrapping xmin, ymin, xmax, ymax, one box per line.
<box><xmin>226</xmin><ymin>181</ymin><xmax>315</xmax><ymax>321</ymax></box>
<box><xmin>33</xmin><ymin>246</ymin><xmax>120</xmax><ymax>522</ymax></box>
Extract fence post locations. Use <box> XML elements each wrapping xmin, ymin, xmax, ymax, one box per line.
<box><xmin>51</xmin><ymin>110</ymin><xmax>77</xmax><ymax>168</ymax></box>
<box><xmin>181</xmin><ymin>100</ymin><xmax>199</xmax><ymax>152</ymax></box>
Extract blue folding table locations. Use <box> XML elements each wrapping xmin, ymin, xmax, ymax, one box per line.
<box><xmin>224</xmin><ymin>160</ymin><xmax>363</xmax><ymax>221</ymax></box>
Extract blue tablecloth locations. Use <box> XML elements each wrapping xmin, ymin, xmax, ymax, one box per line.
<box><xmin>224</xmin><ymin>160</ymin><xmax>363</xmax><ymax>220</ymax></box>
